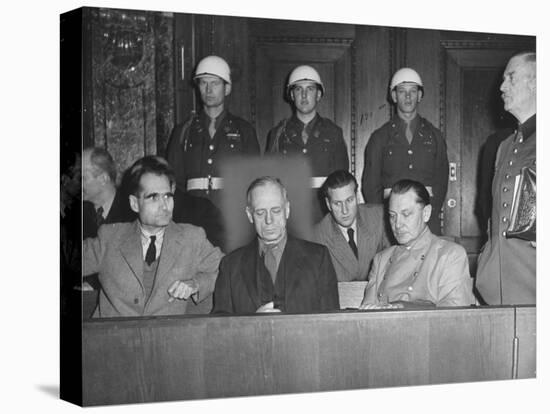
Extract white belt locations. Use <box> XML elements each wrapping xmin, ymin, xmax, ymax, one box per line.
<box><xmin>187</xmin><ymin>177</ymin><xmax>224</xmax><ymax>191</ymax></box>
<box><xmin>310</xmin><ymin>176</ymin><xmax>327</xmax><ymax>188</ymax></box>
<box><xmin>383</xmin><ymin>185</ymin><xmax>433</xmax><ymax>199</ymax></box>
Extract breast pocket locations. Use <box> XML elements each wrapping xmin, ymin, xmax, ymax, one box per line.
<box><xmin>225</xmin><ymin>133</ymin><xmax>243</xmax><ymax>151</ymax></box>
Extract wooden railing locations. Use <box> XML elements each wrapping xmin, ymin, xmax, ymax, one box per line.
<box><xmin>81</xmin><ymin>305</ymin><xmax>535</xmax><ymax>406</ymax></box>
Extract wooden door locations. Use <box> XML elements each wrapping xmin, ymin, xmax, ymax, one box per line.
<box><xmin>442</xmin><ymin>42</ymin><xmax>534</xmax><ymax>268</ymax></box>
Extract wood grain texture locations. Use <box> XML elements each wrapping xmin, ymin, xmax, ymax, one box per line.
<box><xmin>82</xmin><ymin>306</ymin><xmax>533</xmax><ymax>406</ymax></box>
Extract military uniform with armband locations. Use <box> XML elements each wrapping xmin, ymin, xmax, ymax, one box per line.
<box><xmin>166</xmin><ymin>56</ymin><xmax>259</xmax><ymax>209</ymax></box>
<box><xmin>266</xmin><ymin>65</ymin><xmax>349</xmax><ymax>223</ymax></box>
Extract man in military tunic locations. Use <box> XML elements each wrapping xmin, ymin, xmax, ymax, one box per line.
<box><xmin>361</xmin><ymin>68</ymin><xmax>448</xmax><ymax>235</ymax></box>
<box><xmin>166</xmin><ymin>55</ymin><xmax>260</xmax><ymax>210</ymax></box>
<box><xmin>476</xmin><ymin>52</ymin><xmax>536</xmax><ymax>305</ymax></box>
<box><xmin>266</xmin><ymin>65</ymin><xmax>349</xmax><ymax>223</ymax></box>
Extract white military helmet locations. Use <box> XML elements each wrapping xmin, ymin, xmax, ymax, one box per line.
<box><xmin>390</xmin><ymin>67</ymin><xmax>423</xmax><ymax>92</ymax></box>
<box><xmin>194</xmin><ymin>55</ymin><xmax>232</xmax><ymax>85</ymax></box>
<box><xmin>287</xmin><ymin>65</ymin><xmax>325</xmax><ymax>96</ymax></box>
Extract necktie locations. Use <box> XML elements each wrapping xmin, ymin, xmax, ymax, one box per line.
<box><xmin>405</xmin><ymin>121</ymin><xmax>413</xmax><ymax>144</ymax></box>
<box><xmin>145</xmin><ymin>235</ymin><xmax>157</xmax><ymax>266</ymax></box>
<box><xmin>263</xmin><ymin>245</ymin><xmax>278</xmax><ymax>284</ymax></box>
<box><xmin>96</xmin><ymin>206</ymin><xmax>105</xmax><ymax>227</ymax></box>
<box><xmin>347</xmin><ymin>228</ymin><xmax>358</xmax><ymax>258</ymax></box>
<box><xmin>301</xmin><ymin>124</ymin><xmax>309</xmax><ymax>145</ymax></box>
<box><xmin>208</xmin><ymin>116</ymin><xmax>216</xmax><ymax>138</ymax></box>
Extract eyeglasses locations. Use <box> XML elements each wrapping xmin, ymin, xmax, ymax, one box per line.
<box><xmin>141</xmin><ymin>192</ymin><xmax>174</xmax><ymax>203</ymax></box>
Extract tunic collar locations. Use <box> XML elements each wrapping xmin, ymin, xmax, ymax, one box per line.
<box><xmin>199</xmin><ymin>109</ymin><xmax>227</xmax><ymax>130</ymax></box>
<box><xmin>516</xmin><ymin>114</ymin><xmax>536</xmax><ymax>142</ymax></box>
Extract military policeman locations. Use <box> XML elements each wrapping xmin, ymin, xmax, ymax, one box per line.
<box><xmin>266</xmin><ymin>65</ymin><xmax>348</xmax><ymax>223</ymax></box>
<box><xmin>166</xmin><ymin>55</ymin><xmax>260</xmax><ymax>209</ymax></box>
<box><xmin>361</xmin><ymin>68</ymin><xmax>448</xmax><ymax>235</ymax></box>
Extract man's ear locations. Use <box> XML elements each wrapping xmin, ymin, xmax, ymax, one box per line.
<box><xmin>391</xmin><ymin>90</ymin><xmax>397</xmax><ymax>103</ymax></box>
<box><xmin>245</xmin><ymin>206</ymin><xmax>253</xmax><ymax>224</ymax></box>
<box><xmin>422</xmin><ymin>204</ymin><xmax>432</xmax><ymax>223</ymax></box>
<box><xmin>285</xmin><ymin>201</ymin><xmax>290</xmax><ymax>219</ymax></box>
<box><xmin>129</xmin><ymin>194</ymin><xmax>139</xmax><ymax>214</ymax></box>
<box><xmin>224</xmin><ymin>83</ymin><xmax>232</xmax><ymax>97</ymax></box>
<box><xmin>316</xmin><ymin>89</ymin><xmax>322</xmax><ymax>102</ymax></box>
<box><xmin>417</xmin><ymin>89</ymin><xmax>424</xmax><ymax>102</ymax></box>
<box><xmin>325</xmin><ymin>197</ymin><xmax>332</xmax><ymax>213</ymax></box>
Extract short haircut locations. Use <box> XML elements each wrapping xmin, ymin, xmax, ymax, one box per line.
<box><xmin>246</xmin><ymin>176</ymin><xmax>287</xmax><ymax>207</ymax></box>
<box><xmin>84</xmin><ymin>147</ymin><xmax>117</xmax><ymax>183</ymax></box>
<box><xmin>126</xmin><ymin>155</ymin><xmax>175</xmax><ymax>196</ymax></box>
<box><xmin>390</xmin><ymin>179</ymin><xmax>431</xmax><ymax>207</ymax></box>
<box><xmin>322</xmin><ymin>170</ymin><xmax>357</xmax><ymax>200</ymax></box>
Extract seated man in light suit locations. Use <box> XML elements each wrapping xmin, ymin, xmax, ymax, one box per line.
<box><xmin>360</xmin><ymin>179</ymin><xmax>475</xmax><ymax>309</ymax></box>
<box><xmin>83</xmin><ymin>155</ymin><xmax>224</xmax><ymax>317</ymax></box>
<box><xmin>313</xmin><ymin>170</ymin><xmax>390</xmax><ymax>281</ymax></box>
<box><xmin>213</xmin><ymin>176</ymin><xmax>340</xmax><ymax>314</ymax></box>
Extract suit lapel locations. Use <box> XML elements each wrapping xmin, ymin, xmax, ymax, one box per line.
<box><xmin>154</xmin><ymin>222</ymin><xmax>179</xmax><ymax>286</ymax></box>
<box><xmin>242</xmin><ymin>240</ymin><xmax>261</xmax><ymax>309</ymax></box>
<box><xmin>328</xmin><ymin>218</ymin><xmax>359</xmax><ymax>273</ymax></box>
<box><xmin>356</xmin><ymin>209</ymin><xmax>372</xmax><ymax>273</ymax></box>
<box><xmin>281</xmin><ymin>237</ymin><xmax>307</xmax><ymax>296</ymax></box>
<box><xmin>119</xmin><ymin>221</ymin><xmax>145</xmax><ymax>289</ymax></box>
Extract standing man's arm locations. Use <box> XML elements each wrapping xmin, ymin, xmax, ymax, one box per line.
<box><xmin>318</xmin><ymin>246</ymin><xmax>340</xmax><ymax>310</ymax></box>
<box><xmin>362</xmin><ymin>132</ymin><xmax>384</xmax><ymax>204</ymax></box>
<box><xmin>166</xmin><ymin>119</ymin><xmax>192</xmax><ymax>192</ymax></box>
<box><xmin>333</xmin><ymin>127</ymin><xmax>350</xmax><ymax>171</ymax></box>
<box><xmin>432</xmin><ymin>129</ymin><xmax>449</xmax><ymax>218</ymax></box>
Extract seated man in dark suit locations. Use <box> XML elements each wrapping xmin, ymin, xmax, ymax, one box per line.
<box><xmin>83</xmin><ymin>155</ymin><xmax>224</xmax><ymax>317</ymax></box>
<box><xmin>313</xmin><ymin>170</ymin><xmax>391</xmax><ymax>281</ymax></box>
<box><xmin>82</xmin><ymin>147</ymin><xmax>135</xmax><ymax>239</ymax></box>
<box><xmin>213</xmin><ymin>176</ymin><xmax>339</xmax><ymax>314</ymax></box>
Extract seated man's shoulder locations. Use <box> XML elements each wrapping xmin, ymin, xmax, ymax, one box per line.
<box><xmin>317</xmin><ymin>116</ymin><xmax>343</xmax><ymax>133</ymax></box>
<box><xmin>358</xmin><ymin>203</ymin><xmax>384</xmax><ymax>216</ymax></box>
<box><xmin>291</xmin><ymin>236</ymin><xmax>329</xmax><ymax>256</ymax></box>
<box><xmin>171</xmin><ymin>221</ymin><xmax>207</xmax><ymax>238</ymax></box>
<box><xmin>97</xmin><ymin>221</ymin><xmax>134</xmax><ymax>238</ymax></box>
<box><xmin>433</xmin><ymin>234</ymin><xmax>467</xmax><ymax>257</ymax></box>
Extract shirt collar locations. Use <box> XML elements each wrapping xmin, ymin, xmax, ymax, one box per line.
<box><xmin>517</xmin><ymin>114</ymin><xmax>536</xmax><ymax>142</ymax></box>
<box><xmin>395</xmin><ymin>113</ymin><xmax>419</xmax><ymax>131</ymax></box>
<box><xmin>401</xmin><ymin>226</ymin><xmax>431</xmax><ymax>252</ymax></box>
<box><xmin>139</xmin><ymin>225</ymin><xmax>166</xmax><ymax>243</ymax></box>
<box><xmin>290</xmin><ymin>113</ymin><xmax>320</xmax><ymax>131</ymax></box>
<box><xmin>258</xmin><ymin>233</ymin><xmax>288</xmax><ymax>256</ymax></box>
<box><xmin>337</xmin><ymin>220</ymin><xmax>357</xmax><ymax>240</ymax></box>
<box><xmin>200</xmin><ymin>109</ymin><xmax>227</xmax><ymax>129</ymax></box>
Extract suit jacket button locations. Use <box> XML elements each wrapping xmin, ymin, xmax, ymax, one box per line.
<box><xmin>134</xmin><ymin>298</ymin><xmax>139</xmax><ymax>304</ymax></box>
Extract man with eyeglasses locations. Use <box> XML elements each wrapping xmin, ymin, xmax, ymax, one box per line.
<box><xmin>83</xmin><ymin>155</ymin><xmax>224</xmax><ymax>318</ymax></box>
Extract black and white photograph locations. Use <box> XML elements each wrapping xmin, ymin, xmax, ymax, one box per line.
<box><xmin>4</xmin><ymin>0</ymin><xmax>548</xmax><ymax>413</ymax></box>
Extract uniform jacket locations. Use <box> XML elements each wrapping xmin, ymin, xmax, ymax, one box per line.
<box><xmin>361</xmin><ymin>115</ymin><xmax>448</xmax><ymax>234</ymax></box>
<box><xmin>83</xmin><ymin>220</ymin><xmax>224</xmax><ymax>317</ymax></box>
<box><xmin>212</xmin><ymin>235</ymin><xmax>340</xmax><ymax>314</ymax></box>
<box><xmin>266</xmin><ymin>113</ymin><xmax>349</xmax><ymax>176</ymax></box>
<box><xmin>83</xmin><ymin>189</ymin><xmax>135</xmax><ymax>239</ymax></box>
<box><xmin>476</xmin><ymin>115</ymin><xmax>536</xmax><ymax>305</ymax></box>
<box><xmin>362</xmin><ymin>228</ymin><xmax>475</xmax><ymax>307</ymax></box>
<box><xmin>312</xmin><ymin>204</ymin><xmax>390</xmax><ymax>281</ymax></box>
<box><xmin>166</xmin><ymin>110</ymin><xmax>260</xmax><ymax>196</ymax></box>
